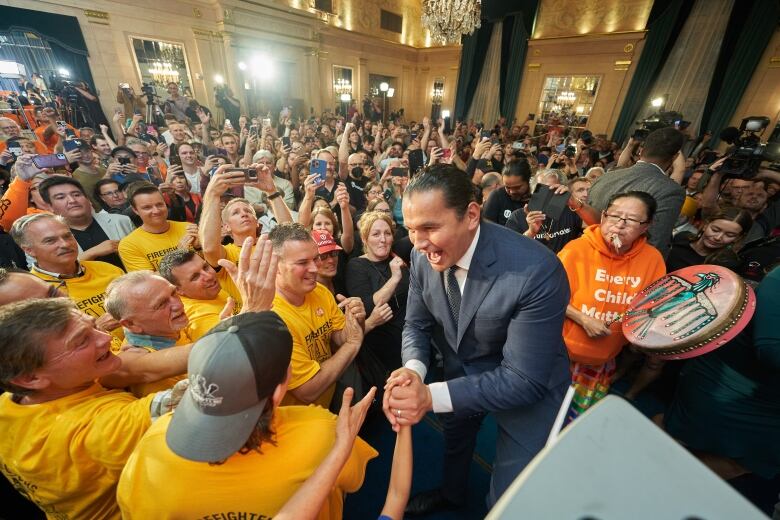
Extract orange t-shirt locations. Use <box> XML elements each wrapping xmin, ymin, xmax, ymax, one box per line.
<box><xmin>34</xmin><ymin>123</ymin><xmax>77</xmax><ymax>152</ymax></box>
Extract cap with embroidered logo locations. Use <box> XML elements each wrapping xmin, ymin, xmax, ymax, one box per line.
<box><xmin>311</xmin><ymin>229</ymin><xmax>343</xmax><ymax>255</ymax></box>
<box><xmin>165</xmin><ymin>312</ymin><xmax>292</xmax><ymax>462</ymax></box>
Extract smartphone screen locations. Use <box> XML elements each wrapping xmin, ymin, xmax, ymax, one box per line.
<box><xmin>226</xmin><ymin>167</ymin><xmax>257</xmax><ymax>183</ymax></box>
<box><xmin>250</xmin><ymin>125</ymin><xmax>259</xmax><ymax>137</ymax></box>
<box><xmin>390</xmin><ymin>167</ymin><xmax>409</xmax><ymax>177</ymax></box>
<box><xmin>310</xmin><ymin>159</ymin><xmax>327</xmax><ymax>184</ymax></box>
<box><xmin>262</xmin><ymin>118</ymin><xmax>271</xmax><ymax>128</ymax></box>
<box><xmin>527</xmin><ymin>184</ymin><xmax>551</xmax><ymax>213</ymax></box>
<box><xmin>169</xmin><ymin>155</ymin><xmax>182</xmax><ymax>167</ymax></box>
<box><xmin>32</xmin><ymin>153</ymin><xmax>69</xmax><ymax>169</ymax></box>
<box><xmin>481</xmin><ymin>130</ymin><xmax>491</xmax><ymax>139</ymax></box>
<box><xmin>281</xmin><ymin>136</ymin><xmax>291</xmax><ymax>148</ymax></box>
<box><xmin>408</xmin><ymin>149</ymin><xmax>424</xmax><ymax>173</ymax></box>
<box><xmin>8</xmin><ymin>146</ymin><xmax>22</xmax><ymax>157</ymax></box>
<box><xmin>118</xmin><ymin>157</ymin><xmax>131</xmax><ymax>166</ymax></box>
<box><xmin>62</xmin><ymin>139</ymin><xmax>84</xmax><ymax>152</ymax></box>
<box><xmin>545</xmin><ymin>191</ymin><xmax>571</xmax><ymax>221</ymax></box>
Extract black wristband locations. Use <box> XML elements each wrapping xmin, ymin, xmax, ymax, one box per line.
<box><xmin>266</xmin><ymin>191</ymin><xmax>281</xmax><ymax>201</ymax></box>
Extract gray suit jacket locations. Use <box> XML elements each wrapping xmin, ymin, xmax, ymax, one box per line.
<box><xmin>588</xmin><ymin>161</ymin><xmax>685</xmax><ymax>258</ymax></box>
<box><xmin>402</xmin><ymin>221</ymin><xmax>571</xmax><ymax>418</ymax></box>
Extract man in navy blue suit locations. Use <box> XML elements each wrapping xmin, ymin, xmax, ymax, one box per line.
<box><xmin>383</xmin><ymin>164</ymin><xmax>571</xmax><ymax>514</ymax></box>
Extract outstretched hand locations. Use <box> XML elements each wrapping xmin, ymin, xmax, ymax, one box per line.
<box><xmin>218</xmin><ymin>236</ymin><xmax>279</xmax><ymax>313</ymax></box>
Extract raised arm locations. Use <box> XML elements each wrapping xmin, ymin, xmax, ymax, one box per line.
<box><xmin>199</xmin><ymin>165</ymin><xmax>245</xmax><ymax>266</ymax></box>
<box><xmin>100</xmin><ymin>344</ymin><xmax>192</xmax><ymax>388</ymax></box>
<box><xmin>616</xmin><ymin>138</ymin><xmax>638</xmax><ymax>170</ymax></box>
<box><xmin>335</xmin><ymin>184</ymin><xmax>354</xmax><ymax>254</ymax></box>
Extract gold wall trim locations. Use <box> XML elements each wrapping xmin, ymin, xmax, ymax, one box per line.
<box><xmin>769</xmin><ymin>57</ymin><xmax>780</xmax><ymax>68</ymax></box>
<box><xmin>530</xmin><ymin>29</ymin><xmax>647</xmax><ymax>42</ymax></box>
<box><xmin>84</xmin><ymin>9</ymin><xmax>109</xmax><ymax>24</ymax></box>
<box><xmin>527</xmin><ymin>63</ymin><xmax>541</xmax><ymax>70</ymax></box>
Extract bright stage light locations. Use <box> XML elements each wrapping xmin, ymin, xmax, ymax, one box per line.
<box><xmin>250</xmin><ymin>54</ymin><xmax>274</xmax><ymax>80</ymax></box>
<box><xmin>441</xmin><ymin>110</ymin><xmax>451</xmax><ymax>119</ymax></box>
<box><xmin>387</xmin><ymin>87</ymin><xmax>395</xmax><ymax>98</ymax></box>
<box><xmin>214</xmin><ymin>74</ymin><xmax>224</xmax><ymax>85</ymax></box>
<box><xmin>340</xmin><ymin>93</ymin><xmax>351</xmax><ymax>102</ymax></box>
<box><xmin>651</xmin><ymin>97</ymin><xmax>664</xmax><ymax>108</ymax></box>
<box><xmin>237</xmin><ymin>62</ymin><xmax>247</xmax><ymax>71</ymax></box>
<box><xmin>57</xmin><ymin>68</ymin><xmax>70</xmax><ymax>77</ymax></box>
<box><xmin>379</xmin><ymin>82</ymin><xmax>389</xmax><ymax>92</ymax></box>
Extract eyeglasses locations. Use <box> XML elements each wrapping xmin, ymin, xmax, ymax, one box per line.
<box><xmin>603</xmin><ymin>213</ymin><xmax>648</xmax><ymax>226</ymax></box>
<box><xmin>319</xmin><ymin>251</ymin><xmax>338</xmax><ymax>260</ymax></box>
<box><xmin>101</xmin><ymin>190</ymin><xmax>123</xmax><ymax>198</ymax></box>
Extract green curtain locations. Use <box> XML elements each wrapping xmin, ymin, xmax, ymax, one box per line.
<box><xmin>610</xmin><ymin>0</ymin><xmax>685</xmax><ymax>144</ymax></box>
<box><xmin>454</xmin><ymin>21</ymin><xmax>494</xmax><ymax>121</ymax></box>
<box><xmin>702</xmin><ymin>0</ymin><xmax>779</xmax><ymax>147</ymax></box>
<box><xmin>499</xmin><ymin>14</ymin><xmax>528</xmax><ymax>120</ymax></box>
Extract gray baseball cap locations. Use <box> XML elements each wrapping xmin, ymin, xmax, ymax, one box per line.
<box><xmin>166</xmin><ymin>311</ymin><xmax>292</xmax><ymax>462</ymax></box>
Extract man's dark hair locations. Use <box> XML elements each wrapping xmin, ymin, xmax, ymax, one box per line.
<box><xmin>127</xmin><ymin>182</ymin><xmax>161</xmax><ymax>208</ymax></box>
<box><xmin>90</xmin><ymin>135</ymin><xmax>107</xmax><ymax>146</ymax></box>
<box><xmin>38</xmin><ymin>176</ymin><xmax>86</xmax><ymax>205</ymax></box>
<box><xmin>93</xmin><ymin>179</ymin><xmax>121</xmax><ymax>201</ymax></box>
<box><xmin>606</xmin><ymin>190</ymin><xmax>658</xmax><ymax>222</ymax></box>
<box><xmin>111</xmin><ymin>145</ymin><xmax>137</xmax><ymax>158</ymax></box>
<box><xmin>642</xmin><ymin>127</ymin><xmax>684</xmax><ymax>162</ymax></box>
<box><xmin>269</xmin><ymin>223</ymin><xmax>314</xmax><ymax>252</ymax></box>
<box><xmin>405</xmin><ymin>164</ymin><xmax>476</xmax><ymax>219</ymax></box>
<box><xmin>158</xmin><ymin>249</ymin><xmax>198</xmax><ymax>286</ymax></box>
<box><xmin>502</xmin><ymin>159</ymin><xmax>532</xmax><ymax>182</ymax></box>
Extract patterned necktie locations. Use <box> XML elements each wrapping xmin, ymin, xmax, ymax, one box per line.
<box><xmin>446</xmin><ymin>266</ymin><xmax>461</xmax><ymax>325</ymax></box>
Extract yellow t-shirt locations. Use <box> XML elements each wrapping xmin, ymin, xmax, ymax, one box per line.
<box><xmin>0</xmin><ymin>384</ymin><xmax>154</xmax><ymax>520</ymax></box>
<box><xmin>32</xmin><ymin>260</ymin><xmax>126</xmax><ymax>349</ymax></box>
<box><xmin>118</xmin><ymin>220</ymin><xmax>190</xmax><ymax>271</ymax></box>
<box><xmin>215</xmin><ymin>242</ymin><xmax>243</xmax><ymax>304</ymax></box>
<box><xmin>117</xmin><ymin>405</ymin><xmax>377</xmax><ymax>520</ymax></box>
<box><xmin>273</xmin><ymin>283</ymin><xmax>345</xmax><ymax>408</ymax></box>
<box><xmin>181</xmin><ymin>288</ymin><xmax>239</xmax><ymax>341</ymax></box>
<box><xmin>123</xmin><ymin>330</ymin><xmax>191</xmax><ymax>397</ymax></box>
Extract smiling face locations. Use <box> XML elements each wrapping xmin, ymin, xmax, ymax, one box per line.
<box><xmin>122</xmin><ymin>276</ymin><xmax>188</xmax><ymax>337</ymax></box>
<box><xmin>402</xmin><ymin>189</ymin><xmax>480</xmax><ymax>272</ymax></box>
<box><xmin>698</xmin><ymin>219</ymin><xmax>744</xmax><ymax>251</ymax></box>
<box><xmin>132</xmin><ymin>191</ymin><xmax>169</xmax><ymax>228</ymax></box>
<box><xmin>277</xmin><ymin>239</ymin><xmax>321</xmax><ymax>298</ymax></box>
<box><xmin>33</xmin><ymin>310</ymin><xmax>120</xmax><ymax>392</ymax></box>
<box><xmin>22</xmin><ymin>218</ymin><xmax>79</xmax><ymax>271</ymax></box>
<box><xmin>170</xmin><ymin>256</ymin><xmax>222</xmax><ymax>300</ymax></box>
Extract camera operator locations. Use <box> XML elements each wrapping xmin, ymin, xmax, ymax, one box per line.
<box><xmin>116</xmin><ymin>84</ymin><xmax>146</xmax><ymax>118</ymax></box>
<box><xmin>70</xmin><ymin>81</ymin><xmax>109</xmax><ymax>130</ymax></box>
<box><xmin>215</xmin><ymin>85</ymin><xmax>241</xmax><ymax>126</ymax></box>
<box><xmin>164</xmin><ymin>82</ymin><xmax>191</xmax><ymax>122</ymax></box>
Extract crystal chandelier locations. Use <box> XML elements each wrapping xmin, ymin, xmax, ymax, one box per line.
<box><xmin>148</xmin><ymin>61</ymin><xmax>179</xmax><ymax>86</ymax></box>
<box><xmin>334</xmin><ymin>78</ymin><xmax>352</xmax><ymax>96</ymax></box>
<box><xmin>422</xmin><ymin>0</ymin><xmax>482</xmax><ymax>45</ymax></box>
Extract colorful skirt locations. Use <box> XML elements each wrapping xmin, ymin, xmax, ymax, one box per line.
<box><xmin>567</xmin><ymin>358</ymin><xmax>617</xmax><ymax>422</ymax></box>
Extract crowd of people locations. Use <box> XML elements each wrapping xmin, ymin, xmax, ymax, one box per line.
<box><xmin>0</xmin><ymin>72</ymin><xmax>778</xmax><ymax>519</ymax></box>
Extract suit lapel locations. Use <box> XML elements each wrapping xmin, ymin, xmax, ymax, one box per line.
<box><xmin>456</xmin><ymin>227</ymin><xmax>497</xmax><ymax>348</ymax></box>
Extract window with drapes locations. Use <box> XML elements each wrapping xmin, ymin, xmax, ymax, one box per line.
<box><xmin>0</xmin><ymin>30</ymin><xmax>57</xmax><ymax>91</ymax></box>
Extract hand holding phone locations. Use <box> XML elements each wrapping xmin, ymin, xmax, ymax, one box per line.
<box><xmin>32</xmin><ymin>153</ymin><xmax>69</xmax><ymax>169</ymax></box>
<box><xmin>310</xmin><ymin>159</ymin><xmax>327</xmax><ymax>185</ymax></box>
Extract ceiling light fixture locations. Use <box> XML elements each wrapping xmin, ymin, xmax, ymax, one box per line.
<box><xmin>422</xmin><ymin>0</ymin><xmax>482</xmax><ymax>45</ymax></box>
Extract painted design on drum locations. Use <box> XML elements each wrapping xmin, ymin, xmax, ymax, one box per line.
<box><xmin>622</xmin><ymin>272</ymin><xmax>721</xmax><ymax>341</ymax></box>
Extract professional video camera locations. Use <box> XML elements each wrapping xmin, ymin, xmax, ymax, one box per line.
<box><xmin>632</xmin><ymin>111</ymin><xmax>687</xmax><ymax>141</ymax></box>
<box><xmin>140</xmin><ymin>82</ymin><xmax>157</xmax><ymax>103</ymax></box>
<box><xmin>718</xmin><ymin>116</ymin><xmax>777</xmax><ymax>178</ymax></box>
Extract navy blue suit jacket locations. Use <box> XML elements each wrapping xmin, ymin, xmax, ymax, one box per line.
<box><xmin>402</xmin><ymin>221</ymin><xmax>571</xmax><ymax>417</ymax></box>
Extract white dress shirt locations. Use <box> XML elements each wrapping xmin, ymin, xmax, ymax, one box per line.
<box><xmin>405</xmin><ymin>226</ymin><xmax>481</xmax><ymax>413</ymax></box>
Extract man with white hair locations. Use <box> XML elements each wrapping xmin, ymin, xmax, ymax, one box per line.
<box><xmin>244</xmin><ymin>149</ymin><xmax>295</xmax><ymax>208</ymax></box>
<box><xmin>0</xmin><ymin>117</ymin><xmax>47</xmax><ymax>154</ymax></box>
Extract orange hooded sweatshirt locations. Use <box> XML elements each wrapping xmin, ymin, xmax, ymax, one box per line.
<box><xmin>557</xmin><ymin>225</ymin><xmax>666</xmax><ymax>365</ymax></box>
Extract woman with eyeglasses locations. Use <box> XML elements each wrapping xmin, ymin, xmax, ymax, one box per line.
<box><xmin>346</xmin><ymin>211</ymin><xmax>409</xmax><ymax>383</ymax></box>
<box><xmin>557</xmin><ymin>191</ymin><xmax>666</xmax><ymax>419</ymax></box>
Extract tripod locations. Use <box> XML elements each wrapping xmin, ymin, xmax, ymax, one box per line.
<box><xmin>144</xmin><ymin>94</ymin><xmax>164</xmax><ymax>128</ymax></box>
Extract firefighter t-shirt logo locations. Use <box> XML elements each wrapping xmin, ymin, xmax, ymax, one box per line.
<box><xmin>315</xmin><ymin>307</ymin><xmax>324</xmax><ymax>317</ymax></box>
<box><xmin>503</xmin><ymin>209</ymin><xmax>512</xmax><ymax>219</ymax></box>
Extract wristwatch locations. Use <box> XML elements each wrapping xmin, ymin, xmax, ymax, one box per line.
<box><xmin>266</xmin><ymin>191</ymin><xmax>281</xmax><ymax>201</ymax></box>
